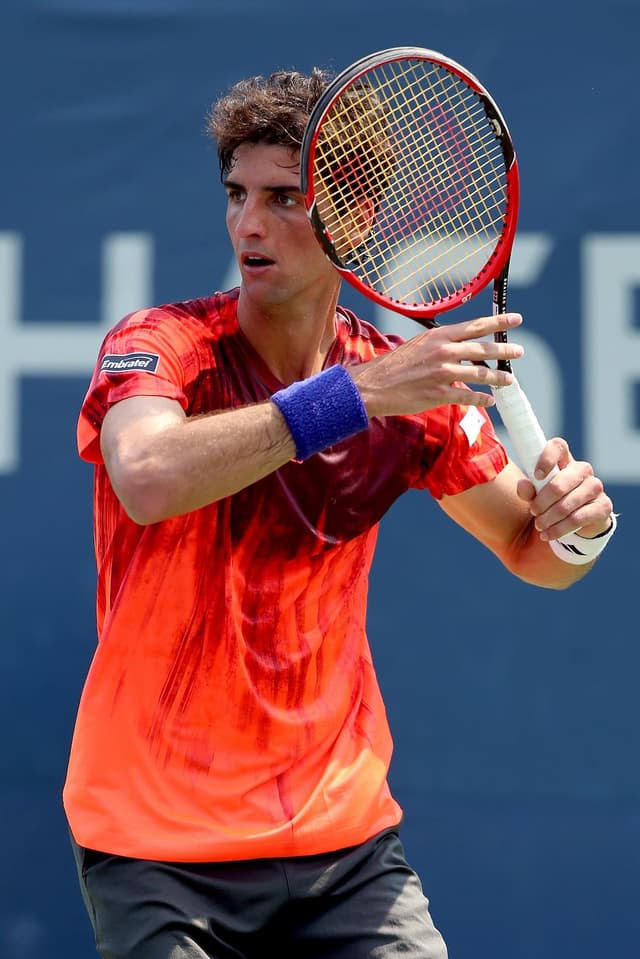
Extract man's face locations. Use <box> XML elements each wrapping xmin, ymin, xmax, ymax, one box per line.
<box><xmin>224</xmin><ymin>142</ymin><xmax>338</xmax><ymax>308</ymax></box>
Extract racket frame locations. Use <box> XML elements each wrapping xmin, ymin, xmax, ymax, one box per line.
<box><xmin>303</xmin><ymin>47</ymin><xmax>556</xmax><ymax>488</ymax></box>
<box><xmin>301</xmin><ymin>46</ymin><xmax>520</xmax><ymax>321</ymax></box>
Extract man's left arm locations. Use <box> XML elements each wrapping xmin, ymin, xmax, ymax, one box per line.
<box><xmin>438</xmin><ymin>438</ymin><xmax>615</xmax><ymax>589</ymax></box>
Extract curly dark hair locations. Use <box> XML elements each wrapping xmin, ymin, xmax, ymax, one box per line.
<box><xmin>206</xmin><ymin>68</ymin><xmax>332</xmax><ymax>180</ymax></box>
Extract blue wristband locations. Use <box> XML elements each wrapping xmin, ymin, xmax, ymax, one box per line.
<box><xmin>271</xmin><ymin>364</ymin><xmax>369</xmax><ymax>461</ymax></box>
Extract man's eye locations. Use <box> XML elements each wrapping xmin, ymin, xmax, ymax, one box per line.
<box><xmin>275</xmin><ymin>193</ymin><xmax>296</xmax><ymax>206</ymax></box>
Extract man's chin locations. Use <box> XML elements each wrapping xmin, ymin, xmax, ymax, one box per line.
<box><xmin>239</xmin><ymin>281</ymin><xmax>290</xmax><ymax>311</ymax></box>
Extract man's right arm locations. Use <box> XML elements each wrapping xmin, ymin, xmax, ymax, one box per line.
<box><xmin>100</xmin><ymin>395</ymin><xmax>295</xmax><ymax>524</ymax></box>
<box><xmin>101</xmin><ymin>312</ymin><xmax>525</xmax><ymax>524</ymax></box>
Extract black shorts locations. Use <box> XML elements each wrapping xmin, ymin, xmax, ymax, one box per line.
<box><xmin>71</xmin><ymin>828</ymin><xmax>448</xmax><ymax>959</ymax></box>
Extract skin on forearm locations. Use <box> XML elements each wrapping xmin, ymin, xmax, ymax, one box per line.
<box><xmin>100</xmin><ymin>396</ymin><xmax>296</xmax><ymax>524</ymax></box>
<box><xmin>498</xmin><ymin>518</ymin><xmax>596</xmax><ymax>588</ymax></box>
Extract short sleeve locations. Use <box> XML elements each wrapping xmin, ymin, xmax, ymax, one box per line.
<box><xmin>77</xmin><ymin>308</ymin><xmax>196</xmax><ymax>464</ymax></box>
<box><xmin>412</xmin><ymin>401</ymin><xmax>509</xmax><ymax>498</ymax></box>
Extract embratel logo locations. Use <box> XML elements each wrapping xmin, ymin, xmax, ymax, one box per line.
<box><xmin>100</xmin><ymin>352</ymin><xmax>160</xmax><ymax>374</ymax></box>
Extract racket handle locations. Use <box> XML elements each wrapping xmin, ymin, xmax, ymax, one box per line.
<box><xmin>491</xmin><ymin>379</ymin><xmax>558</xmax><ymax>491</ymax></box>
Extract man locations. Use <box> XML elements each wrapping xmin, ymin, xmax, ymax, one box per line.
<box><xmin>64</xmin><ymin>67</ymin><xmax>615</xmax><ymax>959</ymax></box>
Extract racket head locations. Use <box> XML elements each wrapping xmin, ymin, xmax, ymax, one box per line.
<box><xmin>300</xmin><ymin>46</ymin><xmax>520</xmax><ymax>322</ymax></box>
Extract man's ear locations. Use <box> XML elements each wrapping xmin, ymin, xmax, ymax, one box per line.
<box><xmin>349</xmin><ymin>195</ymin><xmax>376</xmax><ymax>245</ymax></box>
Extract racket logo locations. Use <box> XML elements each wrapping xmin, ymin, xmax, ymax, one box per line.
<box><xmin>377</xmin><ymin>104</ymin><xmax>473</xmax><ymax>244</ymax></box>
<box><xmin>420</xmin><ymin>103</ymin><xmax>473</xmax><ymax>213</ymax></box>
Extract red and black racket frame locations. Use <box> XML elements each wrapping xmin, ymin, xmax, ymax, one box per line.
<box><xmin>300</xmin><ymin>46</ymin><xmax>520</xmax><ymax>332</ymax></box>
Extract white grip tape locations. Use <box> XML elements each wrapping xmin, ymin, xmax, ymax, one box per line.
<box><xmin>492</xmin><ymin>379</ymin><xmax>617</xmax><ymax>564</ymax></box>
<box><xmin>491</xmin><ymin>378</ymin><xmax>558</xmax><ymax>491</ymax></box>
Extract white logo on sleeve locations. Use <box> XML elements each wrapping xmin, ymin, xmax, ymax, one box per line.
<box><xmin>459</xmin><ymin>406</ymin><xmax>484</xmax><ymax>446</ymax></box>
<box><xmin>100</xmin><ymin>352</ymin><xmax>160</xmax><ymax>374</ymax></box>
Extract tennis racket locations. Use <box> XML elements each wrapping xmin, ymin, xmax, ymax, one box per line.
<box><xmin>300</xmin><ymin>46</ymin><xmax>554</xmax><ymax>489</ymax></box>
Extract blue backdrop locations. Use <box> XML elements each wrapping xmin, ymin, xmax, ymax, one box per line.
<box><xmin>2</xmin><ymin>2</ymin><xmax>639</xmax><ymax>957</ymax></box>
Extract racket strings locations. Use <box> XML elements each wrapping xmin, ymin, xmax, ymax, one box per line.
<box><xmin>348</xmin><ymin>68</ymin><xmax>503</xmax><ymax>294</ymax></box>
<box><xmin>312</xmin><ymin>58</ymin><xmax>510</xmax><ymax>306</ymax></box>
<box><xmin>320</xmin><ymin>62</ymin><xmax>506</xmax><ymax>256</ymax></box>
<box><xmin>372</xmin><ymin>61</ymin><xmax>505</xmax><ymax>297</ymax></box>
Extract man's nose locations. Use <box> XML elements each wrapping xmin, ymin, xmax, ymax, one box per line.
<box><xmin>236</xmin><ymin>197</ymin><xmax>267</xmax><ymax>237</ymax></box>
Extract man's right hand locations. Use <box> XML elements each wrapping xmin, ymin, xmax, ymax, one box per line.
<box><xmin>350</xmin><ymin>312</ymin><xmax>525</xmax><ymax>418</ymax></box>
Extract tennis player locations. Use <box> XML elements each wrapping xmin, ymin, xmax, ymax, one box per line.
<box><xmin>64</xmin><ymin>68</ymin><xmax>615</xmax><ymax>959</ymax></box>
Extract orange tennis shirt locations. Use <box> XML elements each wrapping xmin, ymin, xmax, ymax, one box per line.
<box><xmin>63</xmin><ymin>288</ymin><xmax>508</xmax><ymax>862</ymax></box>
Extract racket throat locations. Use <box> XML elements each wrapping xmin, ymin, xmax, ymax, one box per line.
<box><xmin>494</xmin><ymin>331</ymin><xmax>513</xmax><ymax>374</ymax></box>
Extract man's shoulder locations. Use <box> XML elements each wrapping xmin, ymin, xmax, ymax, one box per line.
<box><xmin>109</xmin><ymin>287</ymin><xmax>240</xmax><ymax>339</ymax></box>
<box><xmin>337</xmin><ymin>306</ymin><xmax>407</xmax><ymax>360</ymax></box>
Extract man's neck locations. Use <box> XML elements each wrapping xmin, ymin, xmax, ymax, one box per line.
<box><xmin>237</xmin><ymin>290</ymin><xmax>340</xmax><ymax>384</ymax></box>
